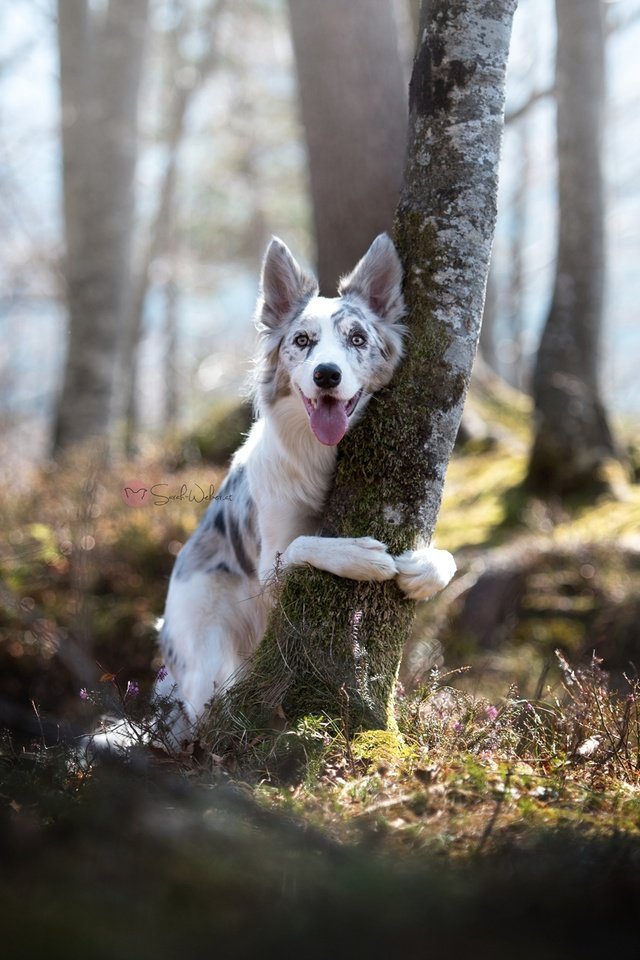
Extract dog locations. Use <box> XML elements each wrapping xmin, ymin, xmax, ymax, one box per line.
<box><xmin>155</xmin><ymin>234</ymin><xmax>456</xmax><ymax>744</ymax></box>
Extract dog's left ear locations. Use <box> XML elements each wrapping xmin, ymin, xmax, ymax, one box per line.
<box><xmin>338</xmin><ymin>234</ymin><xmax>406</xmax><ymax>324</ymax></box>
<box><xmin>258</xmin><ymin>237</ymin><xmax>318</xmax><ymax>329</ymax></box>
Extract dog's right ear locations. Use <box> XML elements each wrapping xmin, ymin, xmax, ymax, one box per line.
<box><xmin>258</xmin><ymin>238</ymin><xmax>318</xmax><ymax>329</ymax></box>
<box><xmin>338</xmin><ymin>233</ymin><xmax>405</xmax><ymax>325</ymax></box>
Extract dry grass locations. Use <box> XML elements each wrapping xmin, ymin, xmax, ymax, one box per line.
<box><xmin>1</xmin><ymin>418</ymin><xmax>640</xmax><ymax>953</ymax></box>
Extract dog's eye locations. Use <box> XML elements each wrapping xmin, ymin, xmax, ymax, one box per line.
<box><xmin>350</xmin><ymin>333</ymin><xmax>366</xmax><ymax>347</ymax></box>
<box><xmin>293</xmin><ymin>333</ymin><xmax>309</xmax><ymax>348</ymax></box>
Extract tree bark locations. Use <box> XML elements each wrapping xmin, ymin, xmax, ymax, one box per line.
<box><xmin>53</xmin><ymin>0</ymin><xmax>149</xmax><ymax>454</ymax></box>
<box><xmin>209</xmin><ymin>0</ymin><xmax>517</xmax><ymax>737</ymax></box>
<box><xmin>527</xmin><ymin>0</ymin><xmax>616</xmax><ymax>497</ymax></box>
<box><xmin>163</xmin><ymin>277</ymin><xmax>179</xmax><ymax>430</ymax></box>
<box><xmin>287</xmin><ymin>0</ymin><xmax>408</xmax><ymax>294</ymax></box>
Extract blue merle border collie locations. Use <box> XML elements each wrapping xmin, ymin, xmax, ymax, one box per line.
<box><xmin>156</xmin><ymin>234</ymin><xmax>456</xmax><ymax>744</ymax></box>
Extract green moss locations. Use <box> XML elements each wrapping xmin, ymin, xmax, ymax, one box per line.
<box><xmin>436</xmin><ymin>446</ymin><xmax>528</xmax><ymax>551</ymax></box>
<box><xmin>351</xmin><ymin>729</ymin><xmax>418</xmax><ymax>770</ymax></box>
<box><xmin>207</xmin><ymin>568</ymin><xmax>415</xmax><ymax>740</ymax></box>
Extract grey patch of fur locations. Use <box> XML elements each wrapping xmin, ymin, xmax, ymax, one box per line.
<box><xmin>159</xmin><ymin>626</ymin><xmax>182</xmax><ymax>673</ymax></box>
<box><xmin>352</xmin><ymin>298</ymin><xmax>406</xmax><ymax>372</ymax></box>
<box><xmin>212</xmin><ymin>508</ymin><xmax>226</xmax><ymax>536</ymax></box>
<box><xmin>173</xmin><ymin>464</ymin><xmax>259</xmax><ymax>582</ymax></box>
<box><xmin>227</xmin><ymin>511</ymin><xmax>255</xmax><ymax>577</ymax></box>
<box><xmin>334</xmin><ymin>303</ymin><xmax>367</xmax><ymax>325</ymax></box>
<box><xmin>259</xmin><ymin>342</ymin><xmax>293</xmax><ymax>407</ymax></box>
<box><xmin>329</xmin><ymin>303</ymin><xmax>406</xmax><ymax>390</ymax></box>
<box><xmin>173</xmin><ymin>526</ymin><xmax>222</xmax><ymax>582</ymax></box>
<box><xmin>336</xmin><ymin>234</ymin><xmax>408</xmax><ymax>378</ymax></box>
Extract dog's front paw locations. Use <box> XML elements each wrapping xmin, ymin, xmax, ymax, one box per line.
<box><xmin>283</xmin><ymin>535</ymin><xmax>398</xmax><ymax>582</ymax></box>
<box><xmin>340</xmin><ymin>537</ymin><xmax>398</xmax><ymax>582</ymax></box>
<box><xmin>395</xmin><ymin>547</ymin><xmax>456</xmax><ymax>601</ymax></box>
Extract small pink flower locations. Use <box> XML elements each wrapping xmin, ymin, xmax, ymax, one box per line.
<box><xmin>157</xmin><ymin>665</ymin><xmax>168</xmax><ymax>682</ymax></box>
<box><xmin>453</xmin><ymin>721</ymin><xmax>463</xmax><ymax>733</ymax></box>
<box><xmin>485</xmin><ymin>705</ymin><xmax>498</xmax><ymax>721</ymax></box>
<box><xmin>79</xmin><ymin>688</ymin><xmax>88</xmax><ymax>700</ymax></box>
<box><xmin>125</xmin><ymin>680</ymin><xmax>140</xmax><ymax>698</ymax></box>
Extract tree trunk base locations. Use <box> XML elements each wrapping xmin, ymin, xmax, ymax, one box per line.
<box><xmin>202</xmin><ymin>570</ymin><xmax>414</xmax><ymax>748</ymax></box>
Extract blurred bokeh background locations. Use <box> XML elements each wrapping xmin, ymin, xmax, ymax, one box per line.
<box><xmin>0</xmin><ymin>0</ymin><xmax>639</xmax><ymax>734</ymax></box>
<box><xmin>0</xmin><ymin>0</ymin><xmax>638</xmax><ymax>464</ymax></box>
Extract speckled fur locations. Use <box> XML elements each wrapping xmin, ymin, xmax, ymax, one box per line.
<box><xmin>155</xmin><ymin>234</ymin><xmax>456</xmax><ymax>746</ymax></box>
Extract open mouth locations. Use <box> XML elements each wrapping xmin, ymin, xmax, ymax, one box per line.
<box><xmin>299</xmin><ymin>388</ymin><xmax>363</xmax><ymax>445</ymax></box>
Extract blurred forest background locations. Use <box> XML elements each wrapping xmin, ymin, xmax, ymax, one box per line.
<box><xmin>1</xmin><ymin>2</ymin><xmax>640</xmax><ymax>952</ymax></box>
<box><xmin>0</xmin><ymin>0</ymin><xmax>638</xmax><ymax>463</ymax></box>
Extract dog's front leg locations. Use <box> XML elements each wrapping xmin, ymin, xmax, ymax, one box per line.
<box><xmin>394</xmin><ymin>546</ymin><xmax>456</xmax><ymax>601</ymax></box>
<box><xmin>280</xmin><ymin>536</ymin><xmax>398</xmax><ymax>582</ymax></box>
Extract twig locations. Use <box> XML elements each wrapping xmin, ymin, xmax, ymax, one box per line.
<box><xmin>505</xmin><ymin>86</ymin><xmax>554</xmax><ymax>124</ymax></box>
<box><xmin>476</xmin><ymin>767</ymin><xmax>512</xmax><ymax>855</ymax></box>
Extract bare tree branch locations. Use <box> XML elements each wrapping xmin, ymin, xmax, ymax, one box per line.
<box><xmin>505</xmin><ymin>85</ymin><xmax>555</xmax><ymax>124</ymax></box>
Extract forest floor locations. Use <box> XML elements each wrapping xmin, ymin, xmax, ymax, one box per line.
<box><xmin>1</xmin><ymin>400</ymin><xmax>640</xmax><ymax>957</ymax></box>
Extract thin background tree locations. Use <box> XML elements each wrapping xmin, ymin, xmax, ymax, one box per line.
<box><xmin>53</xmin><ymin>0</ymin><xmax>149</xmax><ymax>454</ymax></box>
<box><xmin>527</xmin><ymin>0</ymin><xmax>618</xmax><ymax>497</ymax></box>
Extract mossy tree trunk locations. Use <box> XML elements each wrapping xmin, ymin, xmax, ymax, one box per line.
<box><xmin>212</xmin><ymin>0</ymin><xmax>518</xmax><ymax>736</ymax></box>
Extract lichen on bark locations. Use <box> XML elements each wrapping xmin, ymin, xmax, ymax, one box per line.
<box><xmin>205</xmin><ymin>0</ymin><xmax>518</xmax><ymax>742</ymax></box>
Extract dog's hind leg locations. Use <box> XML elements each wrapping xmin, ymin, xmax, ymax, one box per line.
<box><xmin>157</xmin><ymin>571</ymin><xmax>260</xmax><ymax>730</ymax></box>
<box><xmin>394</xmin><ymin>546</ymin><xmax>456</xmax><ymax>601</ymax></box>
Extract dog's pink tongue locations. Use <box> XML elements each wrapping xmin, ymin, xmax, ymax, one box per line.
<box><xmin>310</xmin><ymin>396</ymin><xmax>348</xmax><ymax>445</ymax></box>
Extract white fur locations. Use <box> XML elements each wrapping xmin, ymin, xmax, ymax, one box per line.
<box><xmin>395</xmin><ymin>546</ymin><xmax>458</xmax><ymax>601</ymax></box>
<box><xmin>283</xmin><ymin>536</ymin><xmax>398</xmax><ymax>581</ymax></box>
<box><xmin>154</xmin><ymin>235</ymin><xmax>456</xmax><ymax>746</ymax></box>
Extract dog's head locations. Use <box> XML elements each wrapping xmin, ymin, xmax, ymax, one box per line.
<box><xmin>255</xmin><ymin>234</ymin><xmax>407</xmax><ymax>446</ymax></box>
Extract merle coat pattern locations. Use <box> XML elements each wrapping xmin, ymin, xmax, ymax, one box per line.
<box><xmin>156</xmin><ymin>234</ymin><xmax>456</xmax><ymax>744</ymax></box>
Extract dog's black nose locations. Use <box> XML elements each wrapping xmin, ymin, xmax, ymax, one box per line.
<box><xmin>313</xmin><ymin>363</ymin><xmax>342</xmax><ymax>389</ymax></box>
